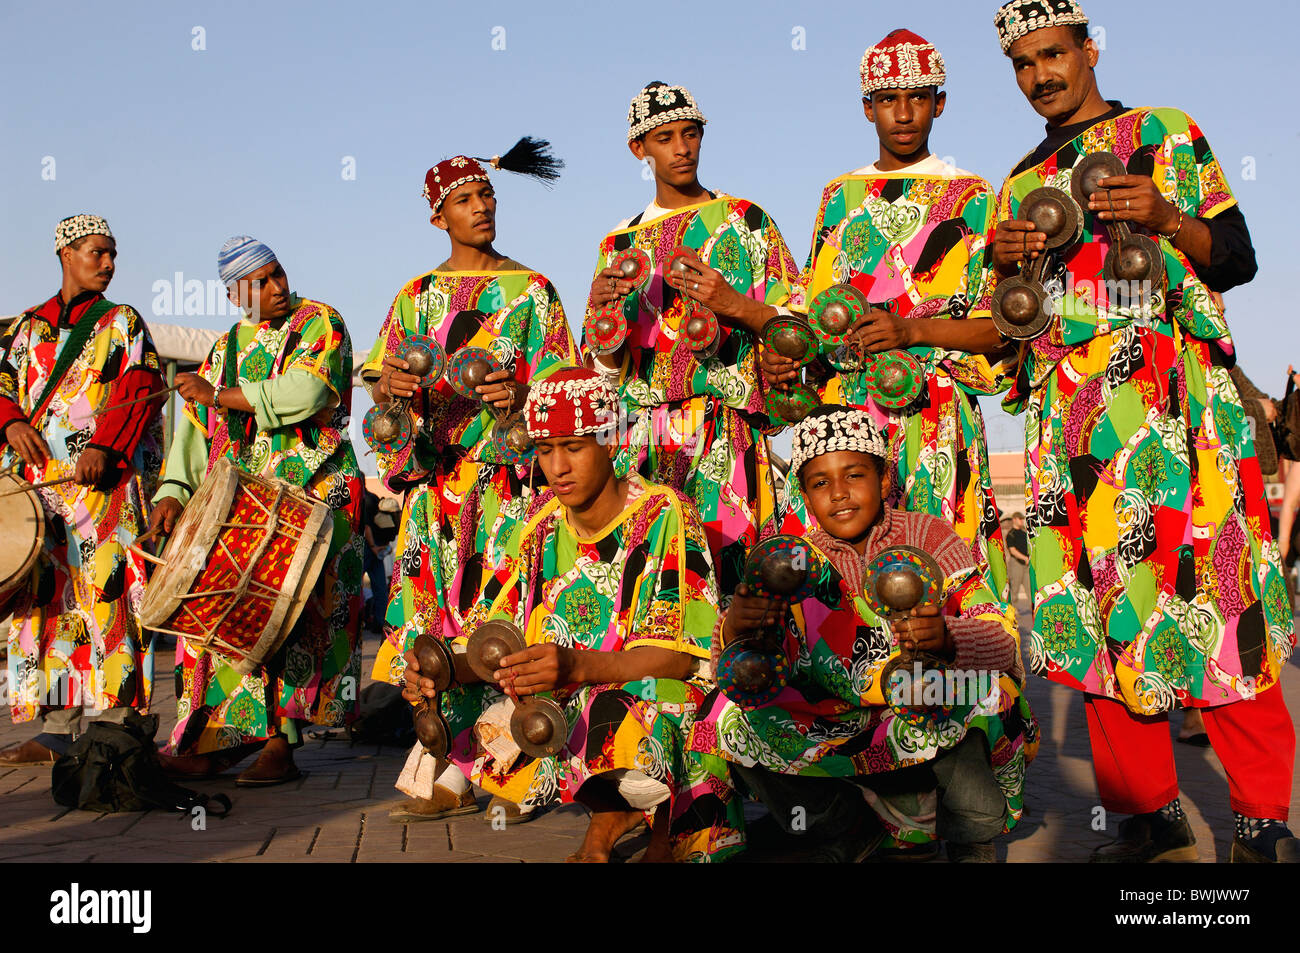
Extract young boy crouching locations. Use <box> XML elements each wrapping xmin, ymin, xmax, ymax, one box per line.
<box><xmin>689</xmin><ymin>406</ymin><xmax>1037</xmax><ymax>862</ymax></box>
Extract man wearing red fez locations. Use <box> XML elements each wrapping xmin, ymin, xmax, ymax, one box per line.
<box><xmin>364</xmin><ymin>140</ymin><xmax>577</xmax><ymax>823</ymax></box>
<box><xmin>981</xmin><ymin>0</ymin><xmax>1294</xmax><ymax>863</ymax></box>
<box><xmin>581</xmin><ymin>81</ymin><xmax>802</xmax><ymax>604</ymax></box>
<box><xmin>762</xmin><ymin>29</ymin><xmax>1036</xmax><ymax>860</ymax></box>
<box><xmin>400</xmin><ymin>367</ymin><xmax>743</xmax><ymax>862</ymax></box>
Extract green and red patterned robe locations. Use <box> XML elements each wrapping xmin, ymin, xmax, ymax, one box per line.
<box><xmin>441</xmin><ymin>476</ymin><xmax>744</xmax><ymax>862</ymax></box>
<box><xmin>785</xmin><ymin>169</ymin><xmax>1010</xmax><ymax>596</ymax></box>
<box><xmin>690</xmin><ymin>507</ymin><xmax>1037</xmax><ymax>847</ymax></box>
<box><xmin>157</xmin><ymin>295</ymin><xmax>363</xmax><ymax>753</ymax></box>
<box><xmin>0</xmin><ymin>293</ymin><xmax>164</xmax><ymax>722</ymax></box>
<box><xmin>977</xmin><ymin>107</ymin><xmax>1295</xmax><ymax>714</ymax></box>
<box><xmin>363</xmin><ymin>267</ymin><xmax>575</xmax><ymax>686</ymax></box>
<box><xmin>581</xmin><ymin>194</ymin><xmax>800</xmax><ymax>595</ymax></box>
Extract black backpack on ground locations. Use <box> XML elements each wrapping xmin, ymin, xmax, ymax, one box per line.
<box><xmin>51</xmin><ymin>711</ymin><xmax>231</xmax><ymax>816</ymax></box>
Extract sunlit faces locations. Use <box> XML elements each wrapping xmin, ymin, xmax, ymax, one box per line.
<box><xmin>863</xmin><ymin>87</ymin><xmax>946</xmax><ymax>160</ymax></box>
<box><xmin>533</xmin><ymin>434</ymin><xmax>618</xmax><ymax>510</ymax></box>
<box><xmin>433</xmin><ymin>181</ymin><xmax>497</xmax><ymax>248</ymax></box>
<box><xmin>226</xmin><ymin>260</ymin><xmax>292</xmax><ymax>321</ymax></box>
<box><xmin>1007</xmin><ymin>25</ymin><xmax>1099</xmax><ymax>123</ymax></box>
<box><xmin>629</xmin><ymin>119</ymin><xmax>704</xmax><ymax>189</ymax></box>
<box><xmin>799</xmin><ymin>449</ymin><xmax>891</xmax><ymax>546</ymax></box>
<box><xmin>59</xmin><ymin>235</ymin><xmax>117</xmax><ymax>293</ymax></box>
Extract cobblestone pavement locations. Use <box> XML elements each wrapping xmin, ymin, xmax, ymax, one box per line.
<box><xmin>2</xmin><ymin>606</ymin><xmax>1297</xmax><ymax>863</ymax></box>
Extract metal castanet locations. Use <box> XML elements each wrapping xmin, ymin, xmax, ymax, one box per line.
<box><xmin>397</xmin><ymin>334</ymin><xmax>448</xmax><ymax>389</ymax></box>
<box><xmin>863</xmin><ymin>545</ymin><xmax>955</xmax><ymax>725</ymax></box>
<box><xmin>681</xmin><ymin>301</ymin><xmax>720</xmax><ymax>359</ymax></box>
<box><xmin>447</xmin><ymin>346</ymin><xmax>503</xmax><ymax>401</ymax></box>
<box><xmin>362</xmin><ymin>401</ymin><xmax>414</xmax><ymax>455</ymax></box>
<box><xmin>611</xmin><ymin>248</ymin><xmax>652</xmax><ymax>288</ymax></box>
<box><xmin>760</xmin><ymin>315</ymin><xmax>818</xmax><ymax>367</ymax></box>
<box><xmin>866</xmin><ymin>350</ymin><xmax>924</xmax><ymax>409</ymax></box>
<box><xmin>584</xmin><ymin>300</ymin><xmax>629</xmax><ymax>356</ymax></box>
<box><xmin>1070</xmin><ymin>150</ymin><xmax>1165</xmax><ymax>296</ymax></box>
<box><xmin>718</xmin><ymin>535</ymin><xmax>821</xmax><ymax>709</ymax></box>
<box><xmin>466</xmin><ymin>619</ymin><xmax>527</xmax><ymax>683</ymax></box>
<box><xmin>509</xmin><ymin>696</ymin><xmax>568</xmax><ymax>760</ymax></box>
<box><xmin>411</xmin><ymin>631</ymin><xmax>455</xmax><ymax>693</ymax></box>
<box><xmin>809</xmin><ymin>283</ymin><xmax>871</xmax><ymax>347</ymax></box>
<box><xmin>492</xmin><ymin>412</ymin><xmax>534</xmax><ymax>465</ymax></box>
<box><xmin>990</xmin><ymin>186</ymin><xmax>1083</xmax><ymax>341</ymax></box>
<box><xmin>765</xmin><ymin>381</ymin><xmax>820</xmax><ymax>425</ymax></box>
<box><xmin>413</xmin><ymin>700</ymin><xmax>452</xmax><ymax>758</ymax></box>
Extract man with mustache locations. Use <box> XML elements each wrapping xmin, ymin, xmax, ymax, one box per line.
<box><xmin>365</xmin><ymin>148</ymin><xmax>576</xmax><ymax>823</ymax></box>
<box><xmin>149</xmin><ymin>236</ymin><xmax>364</xmax><ymax>787</ymax></box>
<box><xmin>0</xmin><ymin>215</ymin><xmax>166</xmax><ymax>765</ymax></box>
<box><xmin>983</xmin><ymin>0</ymin><xmax>1295</xmax><ymax>863</ymax></box>
<box><xmin>582</xmin><ymin>81</ymin><xmax>801</xmax><ymax>600</ymax></box>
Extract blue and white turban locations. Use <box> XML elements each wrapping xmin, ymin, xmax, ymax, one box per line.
<box><xmin>217</xmin><ymin>235</ymin><xmax>277</xmax><ymax>286</ymax></box>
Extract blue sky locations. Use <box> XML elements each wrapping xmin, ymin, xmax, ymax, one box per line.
<box><xmin>1</xmin><ymin>0</ymin><xmax>1293</xmax><ymax>467</ymax></box>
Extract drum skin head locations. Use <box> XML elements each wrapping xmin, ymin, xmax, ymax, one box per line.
<box><xmin>0</xmin><ymin>473</ymin><xmax>45</xmax><ymax>610</ymax></box>
<box><xmin>139</xmin><ymin>457</ymin><xmax>334</xmax><ymax>675</ymax></box>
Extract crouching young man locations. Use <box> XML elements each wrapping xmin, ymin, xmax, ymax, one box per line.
<box><xmin>401</xmin><ymin>368</ymin><xmax>743</xmax><ymax>862</ymax></box>
<box><xmin>690</xmin><ymin>406</ymin><xmax>1037</xmax><ymax>862</ymax></box>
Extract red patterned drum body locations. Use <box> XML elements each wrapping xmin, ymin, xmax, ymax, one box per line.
<box><xmin>139</xmin><ymin>458</ymin><xmax>333</xmax><ymax>674</ymax></box>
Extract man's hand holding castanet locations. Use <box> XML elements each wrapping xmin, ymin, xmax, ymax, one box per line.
<box><xmin>401</xmin><ymin>648</ymin><xmax>440</xmax><ymax>704</ymax></box>
<box><xmin>476</xmin><ymin>369</ymin><xmax>524</xmax><ymax>412</ymax></box>
<box><xmin>991</xmin><ymin>219</ymin><xmax>1047</xmax><ymax>277</ymax></box>
<box><xmin>589</xmin><ymin>266</ymin><xmax>634</xmax><ymax>311</ymax></box>
<box><xmin>174</xmin><ymin>371</ymin><xmax>217</xmax><ymax>407</ymax></box>
<box><xmin>852</xmin><ymin>307</ymin><xmax>912</xmax><ymax>354</ymax></box>
<box><xmin>377</xmin><ymin>355</ymin><xmax>421</xmax><ymax>402</ymax></box>
<box><xmin>896</xmin><ymin>603</ymin><xmax>952</xmax><ymax>655</ymax></box>
<box><xmin>760</xmin><ymin>347</ymin><xmax>799</xmax><ymax>393</ymax></box>
<box><xmin>1089</xmin><ymin>174</ymin><xmax>1180</xmax><ymax>233</ymax></box>
<box><xmin>721</xmin><ymin>583</ymin><xmax>788</xmax><ymax>646</ymax></box>
<box><xmin>494</xmin><ymin>643</ymin><xmax>576</xmax><ymax>698</ymax></box>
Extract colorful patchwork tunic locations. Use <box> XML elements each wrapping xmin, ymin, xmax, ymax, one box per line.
<box><xmin>441</xmin><ymin>477</ymin><xmax>744</xmax><ymax>862</ymax></box>
<box><xmin>156</xmin><ymin>295</ymin><xmax>363</xmax><ymax>753</ymax></box>
<box><xmin>0</xmin><ymin>293</ymin><xmax>164</xmax><ymax>722</ymax></box>
<box><xmin>976</xmin><ymin>107</ymin><xmax>1295</xmax><ymax>715</ymax></box>
<box><xmin>785</xmin><ymin>166</ymin><xmax>1010</xmax><ymax>596</ymax></box>
<box><xmin>582</xmin><ymin>194</ymin><xmax>800</xmax><ymax>594</ymax></box>
<box><xmin>363</xmin><ymin>267</ymin><xmax>575</xmax><ymax>686</ymax></box>
<box><xmin>690</xmin><ymin>507</ymin><xmax>1037</xmax><ymax>845</ymax></box>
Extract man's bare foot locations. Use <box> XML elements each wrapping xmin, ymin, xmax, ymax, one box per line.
<box><xmin>566</xmin><ymin>809</ymin><xmax>645</xmax><ymax>863</ymax></box>
<box><xmin>158</xmin><ymin>749</ymin><xmax>244</xmax><ymax>779</ymax></box>
<box><xmin>638</xmin><ymin>802</ymin><xmax>674</xmax><ymax>862</ymax></box>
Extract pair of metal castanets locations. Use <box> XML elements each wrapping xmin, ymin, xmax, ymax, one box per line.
<box><xmin>585</xmin><ymin>246</ymin><xmax>721</xmax><ymax>360</ymax></box>
<box><xmin>806</xmin><ymin>287</ymin><xmax>927</xmax><ymax>409</ymax></box>
<box><xmin>405</xmin><ymin>621</ymin><xmax>567</xmax><ymax>761</ymax></box>
<box><xmin>716</xmin><ymin>536</ymin><xmax>952</xmax><ymax>726</ymax></box>
<box><xmin>991</xmin><ymin>149</ymin><xmax>1165</xmax><ymax>340</ymax></box>
<box><xmin>363</xmin><ymin>337</ymin><xmax>531</xmax><ymax>464</ymax></box>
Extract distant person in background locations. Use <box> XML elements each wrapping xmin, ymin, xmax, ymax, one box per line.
<box><xmin>360</xmin><ymin>489</ymin><xmax>398</xmax><ymax>633</ymax></box>
<box><xmin>1004</xmin><ymin>512</ymin><xmax>1030</xmax><ymax>605</ymax></box>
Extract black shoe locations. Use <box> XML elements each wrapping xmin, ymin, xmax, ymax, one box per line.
<box><xmin>1090</xmin><ymin>814</ymin><xmax>1198</xmax><ymax>863</ymax></box>
<box><xmin>947</xmin><ymin>840</ymin><xmax>996</xmax><ymax>863</ymax></box>
<box><xmin>1231</xmin><ymin>829</ymin><xmax>1299</xmax><ymax>863</ymax></box>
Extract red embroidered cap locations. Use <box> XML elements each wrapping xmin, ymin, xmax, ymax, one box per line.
<box><xmin>859</xmin><ymin>29</ymin><xmax>946</xmax><ymax>97</ymax></box>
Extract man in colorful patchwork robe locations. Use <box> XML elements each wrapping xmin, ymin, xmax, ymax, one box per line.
<box><xmin>401</xmin><ymin>368</ymin><xmax>743</xmax><ymax>861</ymax></box>
<box><xmin>0</xmin><ymin>214</ymin><xmax>165</xmax><ymax>765</ymax></box>
<box><xmin>763</xmin><ymin>30</ymin><xmax>1011</xmax><ymax>598</ymax></box>
<box><xmin>984</xmin><ymin>0</ymin><xmax>1295</xmax><ymax>863</ymax></box>
<box><xmin>365</xmin><ymin>152</ymin><xmax>576</xmax><ymax>821</ymax></box>
<box><xmin>149</xmin><ymin>236</ymin><xmax>363</xmax><ymax>786</ymax></box>
<box><xmin>583</xmin><ymin>81</ymin><xmax>801</xmax><ymax>595</ymax></box>
<box><xmin>690</xmin><ymin>407</ymin><xmax>1036</xmax><ymax>863</ymax></box>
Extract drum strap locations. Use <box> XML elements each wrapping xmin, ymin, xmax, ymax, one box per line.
<box><xmin>28</xmin><ymin>299</ymin><xmax>115</xmax><ymax>427</ymax></box>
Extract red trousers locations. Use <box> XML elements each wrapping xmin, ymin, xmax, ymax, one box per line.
<box><xmin>1085</xmin><ymin>688</ymin><xmax>1295</xmax><ymax>820</ymax></box>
